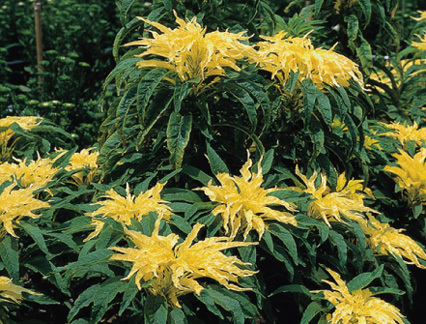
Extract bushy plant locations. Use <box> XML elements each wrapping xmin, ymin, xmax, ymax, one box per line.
<box><xmin>1</xmin><ymin>1</ymin><xmax>426</xmax><ymax>323</ymax></box>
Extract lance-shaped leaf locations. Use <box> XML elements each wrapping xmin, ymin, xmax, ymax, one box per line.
<box><xmin>166</xmin><ymin>112</ymin><xmax>192</xmax><ymax>170</ymax></box>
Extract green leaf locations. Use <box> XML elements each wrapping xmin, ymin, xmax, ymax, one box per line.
<box><xmin>161</xmin><ymin>0</ymin><xmax>173</xmax><ymax>13</ymax></box>
<box><xmin>117</xmin><ymin>84</ymin><xmax>138</xmax><ymax>133</ymax></box>
<box><xmin>64</xmin><ymin>249</ymin><xmax>114</xmax><ymax>282</ymax></box>
<box><xmin>329</xmin><ymin>231</ymin><xmax>347</xmax><ymax>268</ymax></box>
<box><xmin>228</xmin><ymin>86</ymin><xmax>258</xmax><ymax>132</ymax></box>
<box><xmin>19</xmin><ymin>222</ymin><xmax>51</xmax><ymax>257</ymax></box>
<box><xmin>181</xmin><ymin>165</ymin><xmax>213</xmax><ymax>186</ymax></box>
<box><xmin>104</xmin><ymin>58</ymin><xmax>140</xmax><ymax>91</ymax></box>
<box><xmin>314</xmin><ymin>0</ymin><xmax>324</xmax><ymax>17</ymax></box>
<box><xmin>267</xmin><ymin>223</ymin><xmax>299</xmax><ymax>265</ymax></box>
<box><xmin>316</xmin><ymin>89</ymin><xmax>332</xmax><ymax>125</ymax></box>
<box><xmin>119</xmin><ymin>278</ymin><xmax>139</xmax><ymax>316</ymax></box>
<box><xmin>346</xmin><ymin>264</ymin><xmax>384</xmax><ymax>292</ymax></box>
<box><xmin>23</xmin><ymin>293</ymin><xmax>60</xmax><ymax>305</ymax></box>
<box><xmin>120</xmin><ymin>0</ymin><xmax>136</xmax><ymax>24</ymax></box>
<box><xmin>166</xmin><ymin>112</ymin><xmax>192</xmax><ymax>169</ymax></box>
<box><xmin>238</xmin><ymin>80</ymin><xmax>270</xmax><ymax>124</ymax></box>
<box><xmin>345</xmin><ymin>15</ymin><xmax>359</xmax><ymax>50</ymax></box>
<box><xmin>269</xmin><ymin>284</ymin><xmax>312</xmax><ymax>297</ymax></box>
<box><xmin>0</xmin><ymin>235</ymin><xmax>19</xmax><ymax>281</ymax></box>
<box><xmin>169</xmin><ymin>215</ymin><xmax>192</xmax><ymax>234</ymax></box>
<box><xmin>144</xmin><ymin>294</ymin><xmax>168</xmax><ymax>324</ymax></box>
<box><xmin>169</xmin><ymin>308</ymin><xmax>188</xmax><ymax>324</ymax></box>
<box><xmin>136</xmin><ymin>88</ymin><xmax>173</xmax><ymax>148</ymax></box>
<box><xmin>196</xmin><ymin>289</ymin><xmax>224</xmax><ymax>319</ymax></box>
<box><xmin>91</xmin><ymin>279</ymin><xmax>127</xmax><ymax>323</ymax></box>
<box><xmin>206</xmin><ymin>143</ymin><xmax>229</xmax><ymax>175</ymax></box>
<box><xmin>68</xmin><ymin>284</ymin><xmax>100</xmax><ymax>322</ymax></box>
<box><xmin>113</xmin><ymin>17</ymin><xmax>145</xmax><ymax>61</ymax></box>
<box><xmin>137</xmin><ymin>69</ymin><xmax>169</xmax><ymax>121</ymax></box>
<box><xmin>173</xmin><ymin>81</ymin><xmax>191</xmax><ymax>113</ymax></box>
<box><xmin>260</xmin><ymin>149</ymin><xmax>274</xmax><ymax>174</ymax></box>
<box><xmin>301</xmin><ymin>78</ymin><xmax>317</xmax><ymax>126</ymax></box>
<box><xmin>203</xmin><ymin>286</ymin><xmax>245</xmax><ymax>324</ymax></box>
<box><xmin>301</xmin><ymin>301</ymin><xmax>323</xmax><ymax>324</ymax></box>
<box><xmin>357</xmin><ymin>0</ymin><xmax>372</xmax><ymax>25</ymax></box>
<box><xmin>356</xmin><ymin>34</ymin><xmax>373</xmax><ymax>73</ymax></box>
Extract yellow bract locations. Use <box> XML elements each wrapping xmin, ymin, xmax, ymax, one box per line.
<box><xmin>0</xmin><ymin>116</ymin><xmax>42</xmax><ymax>161</ymax></box>
<box><xmin>315</xmin><ymin>269</ymin><xmax>405</xmax><ymax>324</ymax></box>
<box><xmin>85</xmin><ymin>182</ymin><xmax>171</xmax><ymax>241</ymax></box>
<box><xmin>412</xmin><ymin>32</ymin><xmax>426</xmax><ymax>50</ymax></box>
<box><xmin>0</xmin><ymin>276</ymin><xmax>39</xmax><ymax>304</ymax></box>
<box><xmin>0</xmin><ymin>155</ymin><xmax>59</xmax><ymax>192</ymax></box>
<box><xmin>65</xmin><ymin>148</ymin><xmax>99</xmax><ymax>186</ymax></box>
<box><xmin>383</xmin><ymin>148</ymin><xmax>426</xmax><ymax>205</ymax></box>
<box><xmin>412</xmin><ymin>10</ymin><xmax>426</xmax><ymax>21</ymax></box>
<box><xmin>197</xmin><ymin>157</ymin><xmax>297</xmax><ymax>240</ymax></box>
<box><xmin>127</xmin><ymin>11</ymin><xmax>253</xmax><ymax>83</ymax></box>
<box><xmin>294</xmin><ymin>167</ymin><xmax>377</xmax><ymax>226</ymax></box>
<box><xmin>0</xmin><ymin>184</ymin><xmax>49</xmax><ymax>237</ymax></box>
<box><xmin>360</xmin><ymin>215</ymin><xmax>426</xmax><ymax>269</ymax></box>
<box><xmin>110</xmin><ymin>219</ymin><xmax>257</xmax><ymax>307</ymax></box>
<box><xmin>380</xmin><ymin>121</ymin><xmax>426</xmax><ymax>147</ymax></box>
<box><xmin>250</xmin><ymin>31</ymin><xmax>363</xmax><ymax>88</ymax></box>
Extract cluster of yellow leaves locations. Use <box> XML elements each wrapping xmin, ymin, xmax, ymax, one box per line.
<box><xmin>110</xmin><ymin>219</ymin><xmax>257</xmax><ymax>307</ymax></box>
<box><xmin>315</xmin><ymin>269</ymin><xmax>405</xmax><ymax>324</ymax></box>
<box><xmin>85</xmin><ymin>182</ymin><xmax>171</xmax><ymax>241</ymax></box>
<box><xmin>252</xmin><ymin>31</ymin><xmax>363</xmax><ymax>88</ymax></box>
<box><xmin>412</xmin><ymin>32</ymin><xmax>426</xmax><ymax>50</ymax></box>
<box><xmin>369</xmin><ymin>59</ymin><xmax>426</xmax><ymax>94</ymax></box>
<box><xmin>412</xmin><ymin>10</ymin><xmax>426</xmax><ymax>21</ymax></box>
<box><xmin>127</xmin><ymin>11</ymin><xmax>254</xmax><ymax>83</ymax></box>
<box><xmin>380</xmin><ymin>121</ymin><xmax>426</xmax><ymax>147</ymax></box>
<box><xmin>197</xmin><ymin>156</ymin><xmax>297</xmax><ymax>240</ymax></box>
<box><xmin>361</xmin><ymin>215</ymin><xmax>426</xmax><ymax>268</ymax></box>
<box><xmin>128</xmin><ymin>13</ymin><xmax>362</xmax><ymax>89</ymax></box>
<box><xmin>383</xmin><ymin>148</ymin><xmax>426</xmax><ymax>205</ymax></box>
<box><xmin>293</xmin><ymin>167</ymin><xmax>376</xmax><ymax>226</ymax></box>
<box><xmin>0</xmin><ymin>116</ymin><xmax>42</xmax><ymax>161</ymax></box>
<box><xmin>64</xmin><ymin>148</ymin><xmax>99</xmax><ymax>186</ymax></box>
<box><xmin>0</xmin><ymin>276</ymin><xmax>39</xmax><ymax>305</ymax></box>
<box><xmin>0</xmin><ymin>155</ymin><xmax>59</xmax><ymax>192</ymax></box>
<box><xmin>0</xmin><ymin>183</ymin><xmax>49</xmax><ymax>237</ymax></box>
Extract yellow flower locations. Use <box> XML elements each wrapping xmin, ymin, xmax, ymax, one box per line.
<box><xmin>126</xmin><ymin>11</ymin><xmax>254</xmax><ymax>83</ymax></box>
<box><xmin>293</xmin><ymin>167</ymin><xmax>377</xmax><ymax>226</ymax></box>
<box><xmin>197</xmin><ymin>156</ymin><xmax>297</xmax><ymax>240</ymax></box>
<box><xmin>65</xmin><ymin>148</ymin><xmax>99</xmax><ymax>186</ymax></box>
<box><xmin>363</xmin><ymin>134</ymin><xmax>382</xmax><ymax>150</ymax></box>
<box><xmin>412</xmin><ymin>10</ymin><xmax>426</xmax><ymax>21</ymax></box>
<box><xmin>85</xmin><ymin>182</ymin><xmax>171</xmax><ymax>241</ymax></box>
<box><xmin>110</xmin><ymin>219</ymin><xmax>257</xmax><ymax>307</ymax></box>
<box><xmin>369</xmin><ymin>59</ymin><xmax>426</xmax><ymax>93</ymax></box>
<box><xmin>250</xmin><ymin>31</ymin><xmax>363</xmax><ymax>88</ymax></box>
<box><xmin>315</xmin><ymin>268</ymin><xmax>405</xmax><ymax>324</ymax></box>
<box><xmin>0</xmin><ymin>183</ymin><xmax>50</xmax><ymax>237</ymax></box>
<box><xmin>0</xmin><ymin>276</ymin><xmax>39</xmax><ymax>304</ymax></box>
<box><xmin>412</xmin><ymin>32</ymin><xmax>426</xmax><ymax>50</ymax></box>
<box><xmin>0</xmin><ymin>155</ymin><xmax>59</xmax><ymax>192</ymax></box>
<box><xmin>0</xmin><ymin>116</ymin><xmax>42</xmax><ymax>161</ymax></box>
<box><xmin>379</xmin><ymin>121</ymin><xmax>426</xmax><ymax>147</ymax></box>
<box><xmin>383</xmin><ymin>148</ymin><xmax>426</xmax><ymax>205</ymax></box>
<box><xmin>360</xmin><ymin>215</ymin><xmax>426</xmax><ymax>269</ymax></box>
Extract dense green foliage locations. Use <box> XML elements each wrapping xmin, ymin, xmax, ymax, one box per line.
<box><xmin>1</xmin><ymin>0</ymin><xmax>426</xmax><ymax>323</ymax></box>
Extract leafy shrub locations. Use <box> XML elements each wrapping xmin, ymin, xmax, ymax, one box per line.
<box><xmin>1</xmin><ymin>1</ymin><xmax>426</xmax><ymax>323</ymax></box>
